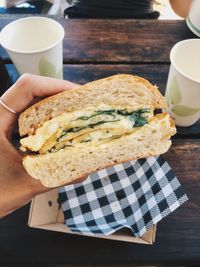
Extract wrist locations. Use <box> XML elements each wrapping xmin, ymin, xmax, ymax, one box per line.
<box><xmin>0</xmin><ymin>173</ymin><xmax>49</xmax><ymax>218</ymax></box>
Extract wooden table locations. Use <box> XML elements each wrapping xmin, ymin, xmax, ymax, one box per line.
<box><xmin>0</xmin><ymin>18</ymin><xmax>200</xmax><ymax>266</ymax></box>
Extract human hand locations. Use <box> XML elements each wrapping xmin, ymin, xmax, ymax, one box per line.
<box><xmin>0</xmin><ymin>74</ymin><xmax>78</xmax><ymax>218</ymax></box>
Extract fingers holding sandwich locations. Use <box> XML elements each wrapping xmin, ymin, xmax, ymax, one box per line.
<box><xmin>0</xmin><ymin>74</ymin><xmax>79</xmax><ymax>218</ymax></box>
<box><xmin>0</xmin><ymin>74</ymin><xmax>78</xmax><ymax>137</ymax></box>
<box><xmin>0</xmin><ymin>73</ymin><xmax>175</xmax><ymax>218</ymax></box>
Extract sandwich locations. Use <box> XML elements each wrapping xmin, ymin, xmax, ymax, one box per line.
<box><xmin>19</xmin><ymin>74</ymin><xmax>176</xmax><ymax>188</ymax></box>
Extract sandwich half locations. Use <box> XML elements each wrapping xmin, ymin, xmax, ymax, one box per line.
<box><xmin>19</xmin><ymin>74</ymin><xmax>176</xmax><ymax>187</ymax></box>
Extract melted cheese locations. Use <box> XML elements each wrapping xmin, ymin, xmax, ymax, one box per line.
<box><xmin>47</xmin><ymin>129</ymin><xmax>127</xmax><ymax>154</ymax></box>
<box><xmin>41</xmin><ymin>121</ymin><xmax>134</xmax><ymax>154</ymax></box>
<box><xmin>20</xmin><ymin>104</ymin><xmax>152</xmax><ymax>154</ymax></box>
<box><xmin>20</xmin><ymin>104</ymin><xmax>111</xmax><ymax>151</ymax></box>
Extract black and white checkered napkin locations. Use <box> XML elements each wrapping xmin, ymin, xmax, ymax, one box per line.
<box><xmin>59</xmin><ymin>156</ymin><xmax>188</xmax><ymax>237</ymax></box>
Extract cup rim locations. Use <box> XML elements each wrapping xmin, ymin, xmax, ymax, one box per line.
<box><xmin>186</xmin><ymin>16</ymin><xmax>200</xmax><ymax>37</ymax></box>
<box><xmin>0</xmin><ymin>16</ymin><xmax>65</xmax><ymax>54</ymax></box>
<box><xmin>170</xmin><ymin>38</ymin><xmax>200</xmax><ymax>84</ymax></box>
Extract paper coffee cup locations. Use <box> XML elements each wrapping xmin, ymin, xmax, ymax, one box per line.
<box><xmin>165</xmin><ymin>39</ymin><xmax>200</xmax><ymax>127</ymax></box>
<box><xmin>186</xmin><ymin>0</ymin><xmax>200</xmax><ymax>37</ymax></box>
<box><xmin>0</xmin><ymin>17</ymin><xmax>64</xmax><ymax>79</ymax></box>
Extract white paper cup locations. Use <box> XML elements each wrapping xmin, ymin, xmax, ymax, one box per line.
<box><xmin>186</xmin><ymin>0</ymin><xmax>200</xmax><ymax>37</ymax></box>
<box><xmin>0</xmin><ymin>17</ymin><xmax>64</xmax><ymax>79</ymax></box>
<box><xmin>165</xmin><ymin>39</ymin><xmax>200</xmax><ymax>127</ymax></box>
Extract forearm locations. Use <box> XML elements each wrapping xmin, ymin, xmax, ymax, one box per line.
<box><xmin>0</xmin><ymin>170</ymin><xmax>47</xmax><ymax>218</ymax></box>
<box><xmin>0</xmin><ymin>74</ymin><xmax>77</xmax><ymax>218</ymax></box>
<box><xmin>169</xmin><ymin>0</ymin><xmax>192</xmax><ymax>18</ymax></box>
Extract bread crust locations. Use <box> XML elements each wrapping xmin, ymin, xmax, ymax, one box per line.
<box><xmin>19</xmin><ymin>74</ymin><xmax>167</xmax><ymax>136</ymax></box>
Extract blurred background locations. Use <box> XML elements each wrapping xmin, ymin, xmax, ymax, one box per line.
<box><xmin>0</xmin><ymin>0</ymin><xmax>183</xmax><ymax>19</ymax></box>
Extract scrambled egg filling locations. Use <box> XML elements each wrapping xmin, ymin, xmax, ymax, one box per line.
<box><xmin>20</xmin><ymin>104</ymin><xmax>152</xmax><ymax>154</ymax></box>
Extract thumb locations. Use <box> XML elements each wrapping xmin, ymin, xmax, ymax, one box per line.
<box><xmin>0</xmin><ymin>74</ymin><xmax>78</xmax><ymax>135</ymax></box>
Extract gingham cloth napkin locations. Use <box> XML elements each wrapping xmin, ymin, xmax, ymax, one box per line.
<box><xmin>59</xmin><ymin>156</ymin><xmax>188</xmax><ymax>237</ymax></box>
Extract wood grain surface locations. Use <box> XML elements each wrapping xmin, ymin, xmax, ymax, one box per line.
<box><xmin>0</xmin><ymin>19</ymin><xmax>196</xmax><ymax>63</ymax></box>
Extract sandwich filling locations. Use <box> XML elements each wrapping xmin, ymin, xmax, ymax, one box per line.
<box><xmin>20</xmin><ymin>104</ymin><xmax>152</xmax><ymax>154</ymax></box>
